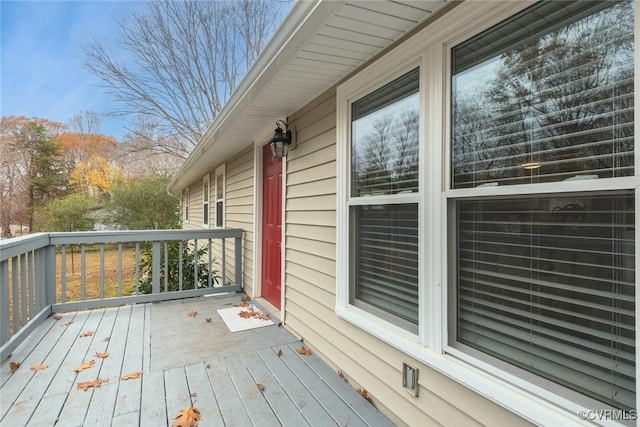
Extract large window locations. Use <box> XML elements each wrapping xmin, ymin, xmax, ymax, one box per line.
<box><xmin>215</xmin><ymin>165</ymin><xmax>225</xmax><ymax>228</ymax></box>
<box><xmin>450</xmin><ymin>0</ymin><xmax>635</xmax><ymax>411</ymax></box>
<box><xmin>348</xmin><ymin>68</ymin><xmax>420</xmax><ymax>332</ymax></box>
<box><xmin>203</xmin><ymin>175</ymin><xmax>210</xmax><ymax>228</ymax></box>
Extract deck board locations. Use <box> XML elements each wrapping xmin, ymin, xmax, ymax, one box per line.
<box><xmin>0</xmin><ymin>295</ymin><xmax>395</xmax><ymax>427</ymax></box>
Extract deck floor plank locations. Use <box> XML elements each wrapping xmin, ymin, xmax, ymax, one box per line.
<box><xmin>205</xmin><ymin>357</ymin><xmax>253</xmax><ymax>426</ymax></box>
<box><xmin>240</xmin><ymin>350</ymin><xmax>311</xmax><ymax>427</ymax></box>
<box><xmin>184</xmin><ymin>362</ymin><xmax>224</xmax><ymax>427</ymax></box>
<box><xmin>113</xmin><ymin>304</ymin><xmax>145</xmax><ymax>418</ymax></box>
<box><xmin>266</xmin><ymin>345</ymin><xmax>369</xmax><ymax>427</ymax></box>
<box><xmin>224</xmin><ymin>356</ymin><xmax>281</xmax><ymax>427</ymax></box>
<box><xmin>0</xmin><ymin>296</ymin><xmax>396</xmax><ymax>427</ymax></box>
<box><xmin>1</xmin><ymin>310</ymin><xmax>96</xmax><ymax>426</ymax></box>
<box><xmin>0</xmin><ymin>311</ymin><xmax>83</xmax><ymax>421</ymax></box>
<box><xmin>83</xmin><ymin>306</ymin><xmax>132</xmax><ymax>426</ymax></box>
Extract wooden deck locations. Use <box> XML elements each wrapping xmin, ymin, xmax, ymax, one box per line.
<box><xmin>0</xmin><ymin>295</ymin><xmax>394</xmax><ymax>427</ymax></box>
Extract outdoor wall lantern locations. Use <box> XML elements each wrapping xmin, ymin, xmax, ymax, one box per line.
<box><xmin>269</xmin><ymin>120</ymin><xmax>295</xmax><ymax>158</ymax></box>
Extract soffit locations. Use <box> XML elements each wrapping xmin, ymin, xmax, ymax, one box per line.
<box><xmin>170</xmin><ymin>0</ymin><xmax>447</xmax><ymax>191</ymax></box>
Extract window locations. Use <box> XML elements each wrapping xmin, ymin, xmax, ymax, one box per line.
<box><xmin>449</xmin><ymin>0</ymin><xmax>635</xmax><ymax>411</ymax></box>
<box><xmin>203</xmin><ymin>175</ymin><xmax>210</xmax><ymax>228</ymax></box>
<box><xmin>347</xmin><ymin>68</ymin><xmax>421</xmax><ymax>333</ymax></box>
<box><xmin>337</xmin><ymin>0</ymin><xmax>637</xmax><ymax>420</ymax></box>
<box><xmin>215</xmin><ymin>164</ymin><xmax>225</xmax><ymax>228</ymax></box>
<box><xmin>184</xmin><ymin>188</ymin><xmax>190</xmax><ymax>222</ymax></box>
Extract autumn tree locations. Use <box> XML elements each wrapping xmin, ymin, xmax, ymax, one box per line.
<box><xmin>0</xmin><ymin>116</ymin><xmax>68</xmax><ymax>232</ymax></box>
<box><xmin>83</xmin><ymin>0</ymin><xmax>286</xmax><ymax>160</ymax></box>
<box><xmin>34</xmin><ymin>192</ymin><xmax>97</xmax><ymax>232</ymax></box>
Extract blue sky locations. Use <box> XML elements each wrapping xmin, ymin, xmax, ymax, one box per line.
<box><xmin>1</xmin><ymin>1</ymin><xmax>145</xmax><ymax>139</ymax></box>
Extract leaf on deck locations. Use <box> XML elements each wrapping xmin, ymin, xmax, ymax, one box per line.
<box><xmin>297</xmin><ymin>347</ymin><xmax>312</xmax><ymax>356</ymax></box>
<box><xmin>77</xmin><ymin>378</ymin><xmax>108</xmax><ymax>391</ymax></box>
<box><xmin>276</xmin><ymin>349</ymin><xmax>283</xmax><ymax>357</ymax></box>
<box><xmin>234</xmin><ymin>302</ymin><xmax>249</xmax><ymax>308</ymax></box>
<box><xmin>188</xmin><ymin>311</ymin><xmax>198</xmax><ymax>318</ymax></box>
<box><xmin>74</xmin><ymin>360</ymin><xmax>96</xmax><ymax>373</ymax></box>
<box><xmin>241</xmin><ymin>294</ymin><xmax>251</xmax><ymax>303</ymax></box>
<box><xmin>172</xmin><ymin>406</ymin><xmax>202</xmax><ymax>427</ymax></box>
<box><xmin>62</xmin><ymin>321</ymin><xmax>73</xmax><ymax>327</ymax></box>
<box><xmin>357</xmin><ymin>388</ymin><xmax>374</xmax><ymax>405</ymax></box>
<box><xmin>257</xmin><ymin>382</ymin><xmax>265</xmax><ymax>391</ymax></box>
<box><xmin>9</xmin><ymin>362</ymin><xmax>21</xmax><ymax>373</ymax></box>
<box><xmin>121</xmin><ymin>371</ymin><xmax>143</xmax><ymax>380</ymax></box>
<box><xmin>30</xmin><ymin>364</ymin><xmax>48</xmax><ymax>371</ymax></box>
<box><xmin>95</xmin><ymin>352</ymin><xmax>109</xmax><ymax>359</ymax></box>
<box><xmin>79</xmin><ymin>330</ymin><xmax>94</xmax><ymax>337</ymax></box>
<box><xmin>205</xmin><ymin>317</ymin><xmax>212</xmax><ymax>323</ymax></box>
<box><xmin>52</xmin><ymin>314</ymin><xmax>63</xmax><ymax>320</ymax></box>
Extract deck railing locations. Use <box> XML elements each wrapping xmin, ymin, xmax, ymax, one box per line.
<box><xmin>0</xmin><ymin>228</ymin><xmax>243</xmax><ymax>362</ymax></box>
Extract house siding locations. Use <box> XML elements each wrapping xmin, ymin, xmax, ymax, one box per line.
<box><xmin>284</xmin><ymin>92</ymin><xmax>532</xmax><ymax>426</ymax></box>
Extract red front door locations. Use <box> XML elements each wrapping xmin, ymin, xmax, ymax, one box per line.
<box><xmin>261</xmin><ymin>144</ymin><xmax>282</xmax><ymax>308</ymax></box>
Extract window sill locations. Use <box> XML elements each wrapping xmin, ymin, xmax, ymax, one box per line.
<box><xmin>335</xmin><ymin>305</ymin><xmax>602</xmax><ymax>427</ymax></box>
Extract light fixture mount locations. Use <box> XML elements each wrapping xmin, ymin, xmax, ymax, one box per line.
<box><xmin>269</xmin><ymin>120</ymin><xmax>295</xmax><ymax>158</ymax></box>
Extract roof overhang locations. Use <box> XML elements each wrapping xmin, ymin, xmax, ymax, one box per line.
<box><xmin>170</xmin><ymin>0</ymin><xmax>447</xmax><ymax>192</ymax></box>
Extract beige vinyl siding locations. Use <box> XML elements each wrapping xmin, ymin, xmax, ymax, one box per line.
<box><xmin>223</xmin><ymin>145</ymin><xmax>255</xmax><ymax>294</ymax></box>
<box><xmin>284</xmin><ymin>92</ymin><xmax>532</xmax><ymax>426</ymax></box>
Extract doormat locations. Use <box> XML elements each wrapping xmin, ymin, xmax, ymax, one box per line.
<box><xmin>216</xmin><ymin>304</ymin><xmax>274</xmax><ymax>332</ymax></box>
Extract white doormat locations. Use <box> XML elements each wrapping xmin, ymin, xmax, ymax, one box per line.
<box><xmin>217</xmin><ymin>304</ymin><xmax>274</xmax><ymax>332</ymax></box>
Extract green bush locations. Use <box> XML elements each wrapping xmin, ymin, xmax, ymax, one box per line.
<box><xmin>136</xmin><ymin>240</ymin><xmax>220</xmax><ymax>294</ymax></box>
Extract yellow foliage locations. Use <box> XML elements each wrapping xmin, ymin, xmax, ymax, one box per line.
<box><xmin>70</xmin><ymin>157</ymin><xmax>122</xmax><ymax>196</ymax></box>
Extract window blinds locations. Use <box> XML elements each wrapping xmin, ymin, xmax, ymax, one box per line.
<box><xmin>456</xmin><ymin>193</ymin><xmax>635</xmax><ymax>409</ymax></box>
<box><xmin>451</xmin><ymin>0</ymin><xmax>634</xmax><ymax>188</ymax></box>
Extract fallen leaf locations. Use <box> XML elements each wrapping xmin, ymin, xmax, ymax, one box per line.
<box><xmin>53</xmin><ymin>314</ymin><xmax>62</xmax><ymax>320</ymax></box>
<box><xmin>205</xmin><ymin>317</ymin><xmax>212</xmax><ymax>323</ymax></box>
<box><xmin>103</xmin><ymin>337</ymin><xmax>110</xmax><ymax>342</ymax></box>
<box><xmin>234</xmin><ymin>302</ymin><xmax>249</xmax><ymax>308</ymax></box>
<box><xmin>241</xmin><ymin>294</ymin><xmax>250</xmax><ymax>303</ymax></box>
<box><xmin>79</xmin><ymin>331</ymin><xmax>94</xmax><ymax>337</ymax></box>
<box><xmin>205</xmin><ymin>364</ymin><xmax>211</xmax><ymax>369</ymax></box>
<box><xmin>276</xmin><ymin>349</ymin><xmax>283</xmax><ymax>357</ymax></box>
<box><xmin>172</xmin><ymin>406</ymin><xmax>202</xmax><ymax>427</ymax></box>
<box><xmin>358</xmin><ymin>388</ymin><xmax>374</xmax><ymax>405</ymax></box>
<box><xmin>31</xmin><ymin>364</ymin><xmax>48</xmax><ymax>371</ymax></box>
<box><xmin>256</xmin><ymin>313</ymin><xmax>270</xmax><ymax>321</ymax></box>
<box><xmin>121</xmin><ymin>371</ymin><xmax>143</xmax><ymax>380</ymax></box>
<box><xmin>74</xmin><ymin>360</ymin><xmax>96</xmax><ymax>373</ymax></box>
<box><xmin>338</xmin><ymin>371</ymin><xmax>348</xmax><ymax>382</ymax></box>
<box><xmin>77</xmin><ymin>378</ymin><xmax>108</xmax><ymax>391</ymax></box>
<box><xmin>9</xmin><ymin>362</ymin><xmax>21</xmax><ymax>373</ymax></box>
<box><xmin>238</xmin><ymin>310</ymin><xmax>253</xmax><ymax>319</ymax></box>
<box><xmin>297</xmin><ymin>347</ymin><xmax>312</xmax><ymax>356</ymax></box>
<box><xmin>190</xmin><ymin>392</ymin><xmax>197</xmax><ymax>397</ymax></box>
<box><xmin>257</xmin><ymin>383</ymin><xmax>264</xmax><ymax>391</ymax></box>
<box><xmin>188</xmin><ymin>311</ymin><xmax>198</xmax><ymax>318</ymax></box>
<box><xmin>62</xmin><ymin>321</ymin><xmax>73</xmax><ymax>327</ymax></box>
<box><xmin>95</xmin><ymin>352</ymin><xmax>109</xmax><ymax>359</ymax></box>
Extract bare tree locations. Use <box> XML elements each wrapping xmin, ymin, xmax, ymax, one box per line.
<box><xmin>84</xmin><ymin>0</ymin><xmax>284</xmax><ymax>160</ymax></box>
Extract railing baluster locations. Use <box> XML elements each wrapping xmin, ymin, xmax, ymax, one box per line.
<box><xmin>208</xmin><ymin>239</ymin><xmax>212</xmax><ymax>288</ymax></box>
<box><xmin>135</xmin><ymin>243</ymin><xmax>140</xmax><ymax>295</ymax></box>
<box><xmin>118</xmin><ymin>243</ymin><xmax>123</xmax><ymax>296</ymax></box>
<box><xmin>194</xmin><ymin>239</ymin><xmax>198</xmax><ymax>288</ymax></box>
<box><xmin>45</xmin><ymin>245</ymin><xmax>55</xmax><ymax>306</ymax></box>
<box><xmin>1</xmin><ymin>259</ymin><xmax>10</xmax><ymax>345</ymax></box>
<box><xmin>178</xmin><ymin>240</ymin><xmax>183</xmax><ymax>291</ymax></box>
<box><xmin>152</xmin><ymin>241</ymin><xmax>160</xmax><ymax>294</ymax></box>
<box><xmin>11</xmin><ymin>257</ymin><xmax>18</xmax><ymax>333</ymax></box>
<box><xmin>61</xmin><ymin>245</ymin><xmax>67</xmax><ymax>303</ymax></box>
<box><xmin>20</xmin><ymin>253</ymin><xmax>27</xmax><ymax>325</ymax></box>
<box><xmin>28</xmin><ymin>251</ymin><xmax>35</xmax><ymax>319</ymax></box>
<box><xmin>80</xmin><ymin>244</ymin><xmax>86</xmax><ymax>301</ymax></box>
<box><xmin>235</xmin><ymin>233</ymin><xmax>242</xmax><ymax>288</ymax></box>
<box><xmin>100</xmin><ymin>244</ymin><xmax>105</xmax><ymax>300</ymax></box>
<box><xmin>164</xmin><ymin>242</ymin><xmax>168</xmax><ymax>293</ymax></box>
<box><xmin>222</xmin><ymin>238</ymin><xmax>226</xmax><ymax>286</ymax></box>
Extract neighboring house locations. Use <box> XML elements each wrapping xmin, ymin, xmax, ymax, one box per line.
<box><xmin>169</xmin><ymin>1</ymin><xmax>636</xmax><ymax>425</ymax></box>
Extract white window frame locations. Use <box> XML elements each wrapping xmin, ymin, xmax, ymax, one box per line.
<box><xmin>215</xmin><ymin>164</ymin><xmax>225</xmax><ymax>228</ymax></box>
<box><xmin>183</xmin><ymin>187</ymin><xmax>190</xmax><ymax>223</ymax></box>
<box><xmin>336</xmin><ymin>1</ymin><xmax>640</xmax><ymax>424</ymax></box>
<box><xmin>202</xmin><ymin>174</ymin><xmax>210</xmax><ymax>228</ymax></box>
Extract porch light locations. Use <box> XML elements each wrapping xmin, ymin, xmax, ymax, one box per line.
<box><xmin>269</xmin><ymin>120</ymin><xmax>295</xmax><ymax>158</ymax></box>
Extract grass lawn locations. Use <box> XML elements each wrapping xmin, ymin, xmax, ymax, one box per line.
<box><xmin>56</xmin><ymin>245</ymin><xmax>138</xmax><ymax>302</ymax></box>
